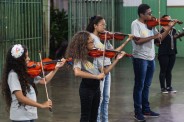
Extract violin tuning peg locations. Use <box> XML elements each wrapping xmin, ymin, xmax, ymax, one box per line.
<box><xmin>182</xmin><ymin>28</ymin><xmax>184</xmax><ymax>31</ymax></box>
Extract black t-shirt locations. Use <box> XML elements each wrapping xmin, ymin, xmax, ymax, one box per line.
<box><xmin>156</xmin><ymin>28</ymin><xmax>177</xmax><ymax>56</ymax></box>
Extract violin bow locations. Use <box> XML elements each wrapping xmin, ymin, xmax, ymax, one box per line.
<box><xmin>38</xmin><ymin>51</ymin><xmax>52</xmax><ymax>112</ymax></box>
<box><xmin>101</xmin><ymin>31</ymin><xmax>108</xmax><ymax>73</ymax></box>
<box><xmin>158</xmin><ymin>0</ymin><xmax>161</xmax><ymax>44</ymax></box>
<box><xmin>120</xmin><ymin>34</ymin><xmax>134</xmax><ymax>50</ymax></box>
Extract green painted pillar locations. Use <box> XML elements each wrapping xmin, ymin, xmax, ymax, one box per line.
<box><xmin>42</xmin><ymin>0</ymin><xmax>50</xmax><ymax>57</ymax></box>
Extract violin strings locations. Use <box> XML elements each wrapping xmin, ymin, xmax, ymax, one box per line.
<box><xmin>158</xmin><ymin>0</ymin><xmax>161</xmax><ymax>44</ymax></box>
<box><xmin>102</xmin><ymin>31</ymin><xmax>108</xmax><ymax>71</ymax></box>
<box><xmin>42</xmin><ymin>60</ymin><xmax>62</xmax><ymax>65</ymax></box>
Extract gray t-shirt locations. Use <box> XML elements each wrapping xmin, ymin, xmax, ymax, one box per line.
<box><xmin>8</xmin><ymin>70</ymin><xmax>41</xmax><ymax>121</ymax></box>
<box><xmin>91</xmin><ymin>33</ymin><xmax>113</xmax><ymax>66</ymax></box>
<box><xmin>131</xmin><ymin>19</ymin><xmax>158</xmax><ymax>60</ymax></box>
<box><xmin>73</xmin><ymin>59</ymin><xmax>102</xmax><ymax>75</ymax></box>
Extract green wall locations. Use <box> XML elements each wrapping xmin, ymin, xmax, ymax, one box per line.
<box><xmin>116</xmin><ymin>0</ymin><xmax>167</xmax><ymax>54</ymax></box>
<box><xmin>116</xmin><ymin>0</ymin><xmax>184</xmax><ymax>57</ymax></box>
<box><xmin>167</xmin><ymin>7</ymin><xmax>184</xmax><ymax>57</ymax></box>
<box><xmin>119</xmin><ymin>7</ymin><xmax>137</xmax><ymax>53</ymax></box>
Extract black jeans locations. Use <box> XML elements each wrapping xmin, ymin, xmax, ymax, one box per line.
<box><xmin>12</xmin><ymin>120</ymin><xmax>35</xmax><ymax>122</ymax></box>
<box><xmin>158</xmin><ymin>54</ymin><xmax>176</xmax><ymax>89</ymax></box>
<box><xmin>79</xmin><ymin>78</ymin><xmax>100</xmax><ymax>122</ymax></box>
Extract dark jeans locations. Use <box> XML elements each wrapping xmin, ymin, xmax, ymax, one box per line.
<box><xmin>12</xmin><ymin>120</ymin><xmax>35</xmax><ymax>122</ymax></box>
<box><xmin>158</xmin><ymin>54</ymin><xmax>176</xmax><ymax>89</ymax></box>
<box><xmin>79</xmin><ymin>78</ymin><xmax>100</xmax><ymax>122</ymax></box>
<box><xmin>132</xmin><ymin>58</ymin><xmax>155</xmax><ymax>114</ymax></box>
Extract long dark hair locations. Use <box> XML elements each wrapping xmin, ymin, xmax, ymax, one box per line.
<box><xmin>1</xmin><ymin>44</ymin><xmax>32</xmax><ymax>111</ymax></box>
<box><xmin>66</xmin><ymin>31</ymin><xmax>90</xmax><ymax>62</ymax></box>
<box><xmin>86</xmin><ymin>15</ymin><xmax>104</xmax><ymax>33</ymax></box>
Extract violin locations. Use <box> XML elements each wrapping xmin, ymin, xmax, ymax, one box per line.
<box><xmin>27</xmin><ymin>58</ymin><xmax>72</xmax><ymax>78</ymax></box>
<box><xmin>27</xmin><ymin>61</ymin><xmax>42</xmax><ymax>78</ymax></box>
<box><xmin>99</xmin><ymin>32</ymin><xmax>140</xmax><ymax>41</ymax></box>
<box><xmin>99</xmin><ymin>32</ymin><xmax>129</xmax><ymax>40</ymax></box>
<box><xmin>88</xmin><ymin>48</ymin><xmax>132</xmax><ymax>58</ymax></box>
<box><xmin>146</xmin><ymin>16</ymin><xmax>183</xmax><ymax>29</ymax></box>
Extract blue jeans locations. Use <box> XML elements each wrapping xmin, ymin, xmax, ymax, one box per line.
<box><xmin>97</xmin><ymin>72</ymin><xmax>111</xmax><ymax>122</ymax></box>
<box><xmin>132</xmin><ymin>58</ymin><xmax>155</xmax><ymax>114</ymax></box>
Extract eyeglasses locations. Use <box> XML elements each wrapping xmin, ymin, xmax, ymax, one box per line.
<box><xmin>145</xmin><ymin>12</ymin><xmax>152</xmax><ymax>16</ymax></box>
<box><xmin>98</xmin><ymin>24</ymin><xmax>107</xmax><ymax>27</ymax></box>
<box><xmin>87</xmin><ymin>39</ymin><xmax>94</xmax><ymax>45</ymax></box>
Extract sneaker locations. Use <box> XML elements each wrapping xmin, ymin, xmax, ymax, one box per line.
<box><xmin>134</xmin><ymin>113</ymin><xmax>145</xmax><ymax>121</ymax></box>
<box><xmin>143</xmin><ymin>110</ymin><xmax>160</xmax><ymax>117</ymax></box>
<box><xmin>167</xmin><ymin>87</ymin><xmax>177</xmax><ymax>93</ymax></box>
<box><xmin>161</xmin><ymin>88</ymin><xmax>168</xmax><ymax>94</ymax></box>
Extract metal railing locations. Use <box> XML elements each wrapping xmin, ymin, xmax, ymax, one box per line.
<box><xmin>68</xmin><ymin>0</ymin><xmax>115</xmax><ymax>41</ymax></box>
<box><xmin>0</xmin><ymin>0</ymin><xmax>44</xmax><ymax>79</ymax></box>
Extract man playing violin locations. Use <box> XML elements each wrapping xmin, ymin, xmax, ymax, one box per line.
<box><xmin>131</xmin><ymin>4</ymin><xmax>177</xmax><ymax>122</ymax></box>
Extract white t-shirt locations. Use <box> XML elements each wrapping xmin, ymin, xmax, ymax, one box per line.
<box><xmin>131</xmin><ymin>19</ymin><xmax>158</xmax><ymax>60</ymax></box>
<box><xmin>90</xmin><ymin>33</ymin><xmax>113</xmax><ymax>66</ymax></box>
<box><xmin>8</xmin><ymin>70</ymin><xmax>41</xmax><ymax>121</ymax></box>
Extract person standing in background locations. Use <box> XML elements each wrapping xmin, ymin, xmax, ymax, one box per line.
<box><xmin>156</xmin><ymin>15</ymin><xmax>182</xmax><ymax>94</ymax></box>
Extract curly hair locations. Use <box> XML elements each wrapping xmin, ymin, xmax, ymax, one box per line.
<box><xmin>86</xmin><ymin>15</ymin><xmax>104</xmax><ymax>33</ymax></box>
<box><xmin>1</xmin><ymin>44</ymin><xmax>31</xmax><ymax>112</ymax></box>
<box><xmin>66</xmin><ymin>31</ymin><xmax>90</xmax><ymax>62</ymax></box>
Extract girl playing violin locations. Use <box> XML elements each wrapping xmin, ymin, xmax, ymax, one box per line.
<box><xmin>1</xmin><ymin>44</ymin><xmax>66</xmax><ymax>122</ymax></box>
<box><xmin>86</xmin><ymin>15</ymin><xmax>130</xmax><ymax>122</ymax></box>
<box><xmin>66</xmin><ymin>31</ymin><xmax>125</xmax><ymax>122</ymax></box>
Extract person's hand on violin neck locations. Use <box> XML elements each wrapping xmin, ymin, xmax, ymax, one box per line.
<box><xmin>115</xmin><ymin>51</ymin><xmax>126</xmax><ymax>60</ymax></box>
<box><xmin>168</xmin><ymin>20</ymin><xmax>178</xmax><ymax>28</ymax></box>
<box><xmin>160</xmin><ymin>20</ymin><xmax>177</xmax><ymax>41</ymax></box>
<box><xmin>128</xmin><ymin>34</ymin><xmax>134</xmax><ymax>40</ymax></box>
<box><xmin>55</xmin><ymin>58</ymin><xmax>66</xmax><ymax>70</ymax></box>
